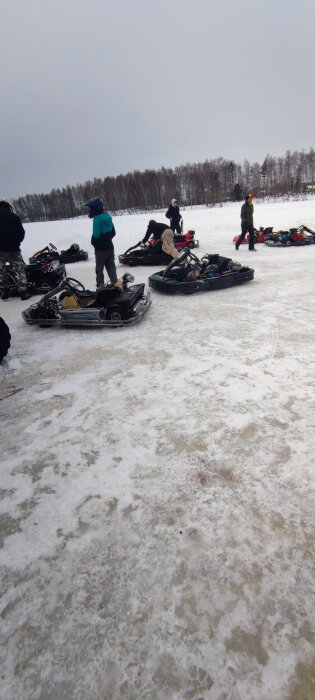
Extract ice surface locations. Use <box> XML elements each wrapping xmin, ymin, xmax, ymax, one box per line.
<box><xmin>1</xmin><ymin>198</ymin><xmax>315</xmax><ymax>699</ymax></box>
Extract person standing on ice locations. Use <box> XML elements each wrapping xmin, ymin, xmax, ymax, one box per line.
<box><xmin>235</xmin><ymin>192</ymin><xmax>256</xmax><ymax>251</ymax></box>
<box><xmin>165</xmin><ymin>198</ymin><xmax>182</xmax><ymax>234</ymax></box>
<box><xmin>141</xmin><ymin>219</ymin><xmax>179</xmax><ymax>259</ymax></box>
<box><xmin>0</xmin><ymin>199</ymin><xmax>31</xmax><ymax>300</ymax></box>
<box><xmin>85</xmin><ymin>197</ymin><xmax>121</xmax><ymax>290</ymax></box>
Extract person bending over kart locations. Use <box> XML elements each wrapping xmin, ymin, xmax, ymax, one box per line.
<box><xmin>85</xmin><ymin>197</ymin><xmax>122</xmax><ymax>290</ymax></box>
<box><xmin>142</xmin><ymin>220</ymin><xmax>179</xmax><ymax>259</ymax></box>
<box><xmin>0</xmin><ymin>199</ymin><xmax>31</xmax><ymax>300</ymax></box>
<box><xmin>165</xmin><ymin>199</ymin><xmax>182</xmax><ymax>234</ymax></box>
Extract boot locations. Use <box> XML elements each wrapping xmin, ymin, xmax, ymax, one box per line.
<box><xmin>1</xmin><ymin>289</ymin><xmax>9</xmax><ymax>300</ymax></box>
<box><xmin>20</xmin><ymin>290</ymin><xmax>31</xmax><ymax>300</ymax></box>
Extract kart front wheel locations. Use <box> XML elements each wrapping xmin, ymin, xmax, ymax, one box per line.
<box><xmin>105</xmin><ymin>305</ymin><xmax>127</xmax><ymax>321</ymax></box>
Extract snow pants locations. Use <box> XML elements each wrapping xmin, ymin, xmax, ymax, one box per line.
<box><xmin>237</xmin><ymin>224</ymin><xmax>255</xmax><ymax>250</ymax></box>
<box><xmin>161</xmin><ymin>229</ymin><xmax>179</xmax><ymax>259</ymax></box>
<box><xmin>170</xmin><ymin>219</ymin><xmax>182</xmax><ymax>234</ymax></box>
<box><xmin>95</xmin><ymin>248</ymin><xmax>117</xmax><ymax>287</ymax></box>
<box><xmin>0</xmin><ymin>250</ymin><xmax>28</xmax><ymax>292</ymax></box>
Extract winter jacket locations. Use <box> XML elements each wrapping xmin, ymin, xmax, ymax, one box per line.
<box><xmin>165</xmin><ymin>204</ymin><xmax>181</xmax><ymax>224</ymax></box>
<box><xmin>91</xmin><ymin>212</ymin><xmax>116</xmax><ymax>250</ymax></box>
<box><xmin>241</xmin><ymin>202</ymin><xmax>254</xmax><ymax>227</ymax></box>
<box><xmin>0</xmin><ymin>207</ymin><xmax>25</xmax><ymax>252</ymax></box>
<box><xmin>142</xmin><ymin>221</ymin><xmax>169</xmax><ymax>244</ymax></box>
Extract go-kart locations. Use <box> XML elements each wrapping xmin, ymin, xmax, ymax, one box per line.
<box><xmin>22</xmin><ymin>274</ymin><xmax>151</xmax><ymax>328</ymax></box>
<box><xmin>119</xmin><ymin>230</ymin><xmax>199</xmax><ymax>266</ymax></box>
<box><xmin>29</xmin><ymin>242</ymin><xmax>89</xmax><ymax>265</ymax></box>
<box><xmin>59</xmin><ymin>243</ymin><xmax>89</xmax><ymax>263</ymax></box>
<box><xmin>0</xmin><ymin>254</ymin><xmax>66</xmax><ymax>299</ymax></box>
<box><xmin>28</xmin><ymin>242</ymin><xmax>60</xmax><ymax>264</ymax></box>
<box><xmin>264</xmin><ymin>225</ymin><xmax>314</xmax><ymax>247</ymax></box>
<box><xmin>233</xmin><ymin>227</ymin><xmax>273</xmax><ymax>245</ymax></box>
<box><xmin>149</xmin><ymin>247</ymin><xmax>254</xmax><ymax>294</ymax></box>
<box><xmin>0</xmin><ymin>317</ymin><xmax>11</xmax><ymax>362</ymax></box>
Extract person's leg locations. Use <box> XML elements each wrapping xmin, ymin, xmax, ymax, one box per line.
<box><xmin>161</xmin><ymin>229</ymin><xmax>179</xmax><ymax>258</ymax></box>
<box><xmin>95</xmin><ymin>250</ymin><xmax>105</xmax><ymax>287</ymax></box>
<box><xmin>10</xmin><ymin>251</ymin><xmax>28</xmax><ymax>293</ymax></box>
<box><xmin>175</xmin><ymin>222</ymin><xmax>181</xmax><ymax>234</ymax></box>
<box><xmin>248</xmin><ymin>225</ymin><xmax>256</xmax><ymax>250</ymax></box>
<box><xmin>0</xmin><ymin>253</ymin><xmax>8</xmax><ymax>297</ymax></box>
<box><xmin>236</xmin><ymin>225</ymin><xmax>247</xmax><ymax>249</ymax></box>
<box><xmin>104</xmin><ymin>249</ymin><xmax>118</xmax><ymax>284</ymax></box>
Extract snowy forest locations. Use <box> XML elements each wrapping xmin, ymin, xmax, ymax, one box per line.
<box><xmin>12</xmin><ymin>147</ymin><xmax>315</xmax><ymax>222</ymax></box>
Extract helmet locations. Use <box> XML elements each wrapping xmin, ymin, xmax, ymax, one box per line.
<box><xmin>148</xmin><ymin>219</ymin><xmax>156</xmax><ymax>225</ymax></box>
<box><xmin>84</xmin><ymin>197</ymin><xmax>104</xmax><ymax>218</ymax></box>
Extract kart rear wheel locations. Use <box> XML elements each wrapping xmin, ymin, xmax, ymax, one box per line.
<box><xmin>105</xmin><ymin>305</ymin><xmax>127</xmax><ymax>321</ymax></box>
<box><xmin>0</xmin><ymin>317</ymin><xmax>11</xmax><ymax>362</ymax></box>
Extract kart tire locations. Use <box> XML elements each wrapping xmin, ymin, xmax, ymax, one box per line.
<box><xmin>105</xmin><ymin>305</ymin><xmax>128</xmax><ymax>321</ymax></box>
<box><xmin>0</xmin><ymin>317</ymin><xmax>11</xmax><ymax>362</ymax></box>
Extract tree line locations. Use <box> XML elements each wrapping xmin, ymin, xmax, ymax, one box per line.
<box><xmin>11</xmin><ymin>147</ymin><xmax>315</xmax><ymax>222</ymax></box>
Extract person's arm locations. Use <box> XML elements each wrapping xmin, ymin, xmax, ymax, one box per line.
<box><xmin>16</xmin><ymin>217</ymin><xmax>25</xmax><ymax>243</ymax></box>
<box><xmin>92</xmin><ymin>216</ymin><xmax>101</xmax><ymax>238</ymax></box>
<box><xmin>142</xmin><ymin>226</ymin><xmax>151</xmax><ymax>244</ymax></box>
<box><xmin>165</xmin><ymin>207</ymin><xmax>171</xmax><ymax>219</ymax></box>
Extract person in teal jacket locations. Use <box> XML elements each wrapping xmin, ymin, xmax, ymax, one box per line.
<box><xmin>85</xmin><ymin>197</ymin><xmax>119</xmax><ymax>288</ymax></box>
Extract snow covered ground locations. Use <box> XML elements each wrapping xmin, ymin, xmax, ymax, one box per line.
<box><xmin>1</xmin><ymin>198</ymin><xmax>315</xmax><ymax>700</ymax></box>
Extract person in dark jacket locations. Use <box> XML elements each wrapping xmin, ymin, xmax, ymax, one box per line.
<box><xmin>141</xmin><ymin>220</ymin><xmax>179</xmax><ymax>259</ymax></box>
<box><xmin>0</xmin><ymin>199</ymin><xmax>30</xmax><ymax>300</ymax></box>
<box><xmin>235</xmin><ymin>193</ymin><xmax>256</xmax><ymax>251</ymax></box>
<box><xmin>165</xmin><ymin>198</ymin><xmax>182</xmax><ymax>234</ymax></box>
<box><xmin>85</xmin><ymin>197</ymin><xmax>120</xmax><ymax>289</ymax></box>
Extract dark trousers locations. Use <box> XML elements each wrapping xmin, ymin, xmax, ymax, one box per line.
<box><xmin>170</xmin><ymin>220</ymin><xmax>182</xmax><ymax>234</ymax></box>
<box><xmin>95</xmin><ymin>248</ymin><xmax>117</xmax><ymax>287</ymax></box>
<box><xmin>237</xmin><ymin>224</ymin><xmax>255</xmax><ymax>250</ymax></box>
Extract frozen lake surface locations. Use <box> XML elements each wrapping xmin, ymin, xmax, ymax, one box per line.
<box><xmin>1</xmin><ymin>198</ymin><xmax>315</xmax><ymax>699</ymax></box>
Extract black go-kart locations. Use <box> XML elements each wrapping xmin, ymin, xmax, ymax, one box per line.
<box><xmin>59</xmin><ymin>243</ymin><xmax>89</xmax><ymax>264</ymax></box>
<box><xmin>0</xmin><ymin>317</ymin><xmax>11</xmax><ymax>362</ymax></box>
<box><xmin>29</xmin><ymin>242</ymin><xmax>88</xmax><ymax>265</ymax></box>
<box><xmin>0</xmin><ymin>255</ymin><xmax>66</xmax><ymax>299</ymax></box>
<box><xmin>119</xmin><ymin>230</ymin><xmax>199</xmax><ymax>267</ymax></box>
<box><xmin>264</xmin><ymin>225</ymin><xmax>314</xmax><ymax>247</ymax></box>
<box><xmin>149</xmin><ymin>247</ymin><xmax>254</xmax><ymax>294</ymax></box>
<box><xmin>22</xmin><ymin>274</ymin><xmax>151</xmax><ymax>328</ymax></box>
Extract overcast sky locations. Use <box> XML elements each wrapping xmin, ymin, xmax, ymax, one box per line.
<box><xmin>1</xmin><ymin>0</ymin><xmax>314</xmax><ymax>198</ymax></box>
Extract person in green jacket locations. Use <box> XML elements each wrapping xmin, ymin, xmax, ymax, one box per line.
<box><xmin>235</xmin><ymin>192</ymin><xmax>256</xmax><ymax>251</ymax></box>
<box><xmin>85</xmin><ymin>197</ymin><xmax>120</xmax><ymax>289</ymax></box>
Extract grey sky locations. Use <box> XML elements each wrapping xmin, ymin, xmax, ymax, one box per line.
<box><xmin>2</xmin><ymin>0</ymin><xmax>314</xmax><ymax>198</ymax></box>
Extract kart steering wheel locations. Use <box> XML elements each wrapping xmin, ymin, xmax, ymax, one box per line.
<box><xmin>49</xmin><ymin>243</ymin><xmax>58</xmax><ymax>250</ymax></box>
<box><xmin>163</xmin><ymin>246</ymin><xmax>200</xmax><ymax>276</ymax></box>
<box><xmin>64</xmin><ymin>277</ymin><xmax>85</xmax><ymax>291</ymax></box>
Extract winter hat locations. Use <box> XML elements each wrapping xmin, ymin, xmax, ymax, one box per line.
<box><xmin>245</xmin><ymin>192</ymin><xmax>253</xmax><ymax>201</ymax></box>
<box><xmin>171</xmin><ymin>198</ymin><xmax>177</xmax><ymax>206</ymax></box>
<box><xmin>148</xmin><ymin>219</ymin><xmax>156</xmax><ymax>225</ymax></box>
